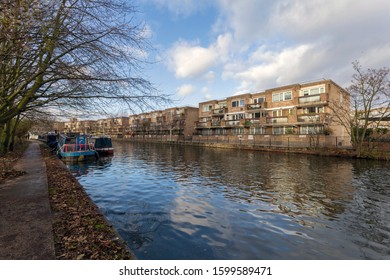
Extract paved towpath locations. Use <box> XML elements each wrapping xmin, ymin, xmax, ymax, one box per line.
<box><xmin>0</xmin><ymin>142</ymin><xmax>55</xmax><ymax>259</ymax></box>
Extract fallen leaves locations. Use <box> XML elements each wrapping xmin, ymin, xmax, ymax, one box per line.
<box><xmin>41</xmin><ymin>145</ymin><xmax>134</xmax><ymax>260</ymax></box>
<box><xmin>0</xmin><ymin>143</ymin><xmax>28</xmax><ymax>184</ymax></box>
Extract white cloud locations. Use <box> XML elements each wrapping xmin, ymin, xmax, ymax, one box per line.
<box><xmin>159</xmin><ymin>0</ymin><xmax>390</xmax><ymax>106</ymax></box>
<box><xmin>204</xmin><ymin>71</ymin><xmax>215</xmax><ymax>83</ymax></box>
<box><xmin>214</xmin><ymin>0</ymin><xmax>271</xmax><ymax>44</ymax></box>
<box><xmin>214</xmin><ymin>0</ymin><xmax>390</xmax><ymax>91</ymax></box>
<box><xmin>205</xmin><ymin>93</ymin><xmax>213</xmax><ymax>100</ymax></box>
<box><xmin>167</xmin><ymin>41</ymin><xmax>218</xmax><ymax>79</ymax></box>
<box><xmin>176</xmin><ymin>84</ymin><xmax>196</xmax><ymax>97</ymax></box>
<box><xmin>225</xmin><ymin>44</ymin><xmax>327</xmax><ymax>92</ymax></box>
<box><xmin>166</xmin><ymin>33</ymin><xmax>233</xmax><ymax>80</ymax></box>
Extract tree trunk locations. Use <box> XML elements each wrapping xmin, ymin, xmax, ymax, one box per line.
<box><xmin>1</xmin><ymin>119</ymin><xmax>14</xmax><ymax>154</ymax></box>
<box><xmin>9</xmin><ymin>115</ymin><xmax>21</xmax><ymax>152</ymax></box>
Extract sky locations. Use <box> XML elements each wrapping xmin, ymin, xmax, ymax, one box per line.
<box><xmin>134</xmin><ymin>0</ymin><xmax>390</xmax><ymax>110</ymax></box>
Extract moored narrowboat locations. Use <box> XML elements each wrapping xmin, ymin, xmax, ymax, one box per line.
<box><xmin>93</xmin><ymin>136</ymin><xmax>114</xmax><ymax>156</ymax></box>
<box><xmin>57</xmin><ymin>134</ymin><xmax>98</xmax><ymax>163</ymax></box>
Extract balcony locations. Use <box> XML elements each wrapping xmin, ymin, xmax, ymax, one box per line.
<box><xmin>212</xmin><ymin>108</ymin><xmax>228</xmax><ymax>115</ymax></box>
<box><xmin>212</xmin><ymin>121</ymin><xmax>221</xmax><ymax>127</ymax></box>
<box><xmin>246</xmin><ymin>102</ymin><xmax>267</xmax><ymax>111</ymax></box>
<box><xmin>224</xmin><ymin>120</ymin><xmax>241</xmax><ymax>126</ymax></box>
<box><xmin>298</xmin><ymin>94</ymin><xmax>324</xmax><ymax>104</ymax></box>
<box><xmin>297</xmin><ymin>115</ymin><xmax>320</xmax><ymax>123</ymax></box>
<box><xmin>173</xmin><ymin>114</ymin><xmax>185</xmax><ymax>120</ymax></box>
<box><xmin>196</xmin><ymin>121</ymin><xmax>209</xmax><ymax>128</ymax></box>
<box><xmin>266</xmin><ymin>117</ymin><xmax>288</xmax><ymax>124</ymax></box>
<box><xmin>297</xmin><ymin>113</ymin><xmax>329</xmax><ymax>123</ymax></box>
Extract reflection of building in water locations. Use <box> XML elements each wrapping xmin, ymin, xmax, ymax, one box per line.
<box><xmin>191</xmin><ymin>148</ymin><xmax>355</xmax><ymax>220</ymax></box>
<box><xmin>344</xmin><ymin>163</ymin><xmax>390</xmax><ymax>257</ymax></box>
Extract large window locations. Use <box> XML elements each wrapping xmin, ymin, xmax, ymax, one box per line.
<box><xmin>250</xmin><ymin>127</ymin><xmax>264</xmax><ymax>134</ymax></box>
<box><xmin>303</xmin><ymin>106</ymin><xmax>324</xmax><ymax>114</ymax></box>
<box><xmin>301</xmin><ymin>86</ymin><xmax>325</xmax><ymax>96</ymax></box>
<box><xmin>231</xmin><ymin>113</ymin><xmax>245</xmax><ymax>120</ymax></box>
<box><xmin>273</xmin><ymin>127</ymin><xmax>285</xmax><ymax>135</ymax></box>
<box><xmin>232</xmin><ymin>128</ymin><xmax>244</xmax><ymax>134</ymax></box>
<box><xmin>202</xmin><ymin>105</ymin><xmax>212</xmax><ymax>112</ymax></box>
<box><xmin>232</xmin><ymin>99</ymin><xmax>245</xmax><ymax>107</ymax></box>
<box><xmin>273</xmin><ymin>126</ymin><xmax>293</xmax><ymax>135</ymax></box>
<box><xmin>254</xmin><ymin>97</ymin><xmax>266</xmax><ymax>103</ymax></box>
<box><xmin>300</xmin><ymin>125</ymin><xmax>323</xmax><ymax>134</ymax></box>
<box><xmin>272</xmin><ymin>91</ymin><xmax>292</xmax><ymax>102</ymax></box>
<box><xmin>215</xmin><ymin>128</ymin><xmax>226</xmax><ymax>135</ymax></box>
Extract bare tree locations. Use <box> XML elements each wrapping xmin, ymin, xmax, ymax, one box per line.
<box><xmin>0</xmin><ymin>0</ymin><xmax>171</xmax><ymax>153</ymax></box>
<box><xmin>330</xmin><ymin>61</ymin><xmax>390</xmax><ymax>156</ymax></box>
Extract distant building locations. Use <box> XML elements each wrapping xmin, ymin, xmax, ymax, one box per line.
<box><xmin>63</xmin><ymin>118</ymin><xmax>97</xmax><ymax>135</ymax></box>
<box><xmin>127</xmin><ymin>106</ymin><xmax>199</xmax><ymax>140</ymax></box>
<box><xmin>196</xmin><ymin>79</ymin><xmax>350</xmax><ymax>139</ymax></box>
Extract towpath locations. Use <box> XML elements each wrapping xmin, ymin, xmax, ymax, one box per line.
<box><xmin>0</xmin><ymin>141</ymin><xmax>55</xmax><ymax>259</ymax></box>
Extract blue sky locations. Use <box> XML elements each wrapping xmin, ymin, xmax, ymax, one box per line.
<box><xmin>134</xmin><ymin>0</ymin><xmax>390</xmax><ymax>110</ymax></box>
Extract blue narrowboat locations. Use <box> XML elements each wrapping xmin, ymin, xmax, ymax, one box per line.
<box><xmin>57</xmin><ymin>134</ymin><xmax>98</xmax><ymax>163</ymax></box>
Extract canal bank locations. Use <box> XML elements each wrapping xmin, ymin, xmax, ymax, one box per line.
<box><xmin>115</xmin><ymin>138</ymin><xmax>360</xmax><ymax>159</ymax></box>
<box><xmin>0</xmin><ymin>141</ymin><xmax>135</xmax><ymax>260</ymax></box>
<box><xmin>114</xmin><ymin>137</ymin><xmax>390</xmax><ymax>160</ymax></box>
<box><xmin>41</xmin><ymin>143</ymin><xmax>136</xmax><ymax>259</ymax></box>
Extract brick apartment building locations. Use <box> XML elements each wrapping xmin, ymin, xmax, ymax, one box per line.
<box><xmin>127</xmin><ymin>106</ymin><xmax>198</xmax><ymax>140</ymax></box>
<box><xmin>196</xmin><ymin>79</ymin><xmax>349</xmax><ymax>137</ymax></box>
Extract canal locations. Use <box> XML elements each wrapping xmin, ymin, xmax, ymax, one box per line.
<box><xmin>68</xmin><ymin>141</ymin><xmax>390</xmax><ymax>260</ymax></box>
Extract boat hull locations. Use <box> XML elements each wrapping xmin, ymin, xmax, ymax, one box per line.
<box><xmin>95</xmin><ymin>147</ymin><xmax>114</xmax><ymax>156</ymax></box>
<box><xmin>59</xmin><ymin>151</ymin><xmax>97</xmax><ymax>163</ymax></box>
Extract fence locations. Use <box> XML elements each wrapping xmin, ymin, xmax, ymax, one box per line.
<box><xmin>121</xmin><ymin>134</ymin><xmax>352</xmax><ymax>150</ymax></box>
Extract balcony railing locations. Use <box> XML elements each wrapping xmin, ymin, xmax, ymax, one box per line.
<box><xmin>212</xmin><ymin>121</ymin><xmax>221</xmax><ymax>127</ymax></box>
<box><xmin>298</xmin><ymin>94</ymin><xmax>321</xmax><ymax>104</ymax></box>
<box><xmin>196</xmin><ymin>122</ymin><xmax>209</xmax><ymax>128</ymax></box>
<box><xmin>266</xmin><ymin>117</ymin><xmax>288</xmax><ymax>124</ymax></box>
<box><xmin>212</xmin><ymin>108</ymin><xmax>228</xmax><ymax>115</ymax></box>
<box><xmin>224</xmin><ymin>120</ymin><xmax>241</xmax><ymax>126</ymax></box>
<box><xmin>247</xmin><ymin>102</ymin><xmax>267</xmax><ymax>110</ymax></box>
<box><xmin>297</xmin><ymin>115</ymin><xmax>321</xmax><ymax>123</ymax></box>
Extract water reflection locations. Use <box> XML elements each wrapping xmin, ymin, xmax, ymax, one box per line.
<box><xmin>69</xmin><ymin>141</ymin><xmax>390</xmax><ymax>259</ymax></box>
<box><xmin>67</xmin><ymin>156</ymin><xmax>113</xmax><ymax>176</ymax></box>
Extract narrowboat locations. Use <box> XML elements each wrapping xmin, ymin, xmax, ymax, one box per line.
<box><xmin>93</xmin><ymin>136</ymin><xmax>114</xmax><ymax>155</ymax></box>
<box><xmin>57</xmin><ymin>134</ymin><xmax>98</xmax><ymax>163</ymax></box>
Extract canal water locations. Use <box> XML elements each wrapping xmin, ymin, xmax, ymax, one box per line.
<box><xmin>68</xmin><ymin>141</ymin><xmax>390</xmax><ymax>260</ymax></box>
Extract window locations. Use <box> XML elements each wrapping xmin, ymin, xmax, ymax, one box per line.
<box><xmin>202</xmin><ymin>105</ymin><xmax>212</xmax><ymax>112</ymax></box>
<box><xmin>217</xmin><ymin>102</ymin><xmax>227</xmax><ymax>108</ymax></box>
<box><xmin>303</xmin><ymin>106</ymin><xmax>324</xmax><ymax>114</ymax></box>
<box><xmin>284</xmin><ymin>92</ymin><xmax>292</xmax><ymax>100</ymax></box>
<box><xmin>250</xmin><ymin>127</ymin><xmax>264</xmax><ymax>134</ymax></box>
<box><xmin>232</xmin><ymin>99</ymin><xmax>245</xmax><ymax>107</ymax></box>
<box><xmin>272</xmin><ymin>93</ymin><xmax>281</xmax><ymax>102</ymax></box>
<box><xmin>254</xmin><ymin>97</ymin><xmax>265</xmax><ymax>103</ymax></box>
<box><xmin>300</xmin><ymin>125</ymin><xmax>323</xmax><ymax>134</ymax></box>
<box><xmin>301</xmin><ymin>86</ymin><xmax>325</xmax><ymax>96</ymax></box>
<box><xmin>272</xmin><ymin>91</ymin><xmax>292</xmax><ymax>102</ymax></box>
<box><xmin>232</xmin><ymin>113</ymin><xmax>244</xmax><ymax>120</ymax></box>
<box><xmin>273</xmin><ymin>126</ymin><xmax>293</xmax><ymax>135</ymax></box>
<box><xmin>272</xmin><ymin>110</ymin><xmax>282</xmax><ymax>117</ymax></box>
<box><xmin>232</xmin><ymin>128</ymin><xmax>244</xmax><ymax>134</ymax></box>
<box><xmin>273</xmin><ymin>127</ymin><xmax>284</xmax><ymax>135</ymax></box>
<box><xmin>202</xmin><ymin>129</ymin><xmax>212</xmax><ymax>136</ymax></box>
<box><xmin>215</xmin><ymin>128</ymin><xmax>226</xmax><ymax>135</ymax></box>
